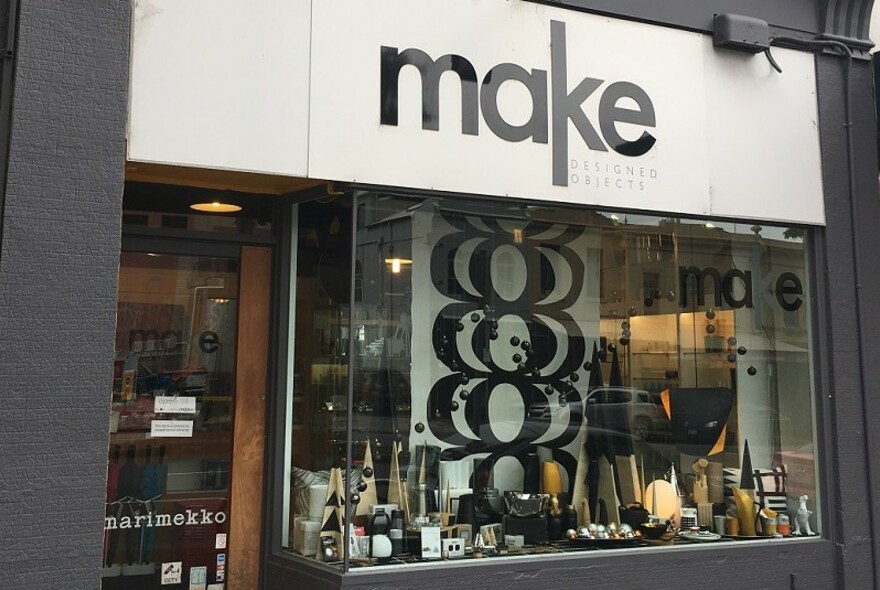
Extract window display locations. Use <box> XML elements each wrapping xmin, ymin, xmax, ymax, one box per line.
<box><xmin>283</xmin><ymin>192</ymin><xmax>820</xmax><ymax>571</ymax></box>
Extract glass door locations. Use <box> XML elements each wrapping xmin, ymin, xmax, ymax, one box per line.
<box><xmin>103</xmin><ymin>250</ymin><xmax>239</xmax><ymax>590</ymax></box>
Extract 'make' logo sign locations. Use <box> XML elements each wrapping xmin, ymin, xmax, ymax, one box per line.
<box><xmin>379</xmin><ymin>20</ymin><xmax>657</xmax><ymax>187</ymax></box>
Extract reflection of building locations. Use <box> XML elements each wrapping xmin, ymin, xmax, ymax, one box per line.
<box><xmin>5</xmin><ymin>1</ymin><xmax>880</xmax><ymax>590</ymax></box>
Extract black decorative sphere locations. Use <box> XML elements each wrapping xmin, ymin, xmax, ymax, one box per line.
<box><xmin>363</xmin><ymin>467</ymin><xmax>373</xmax><ymax>478</ymax></box>
<box><xmin>583</xmin><ymin>362</ymin><xmax>592</xmax><ymax>371</ymax></box>
<box><xmin>747</xmin><ymin>366</ymin><xmax>757</xmax><ymax>376</ymax></box>
<box><xmin>459</xmin><ymin>390</ymin><xmax>469</xmax><ymax>400</ymax></box>
<box><xmin>619</xmin><ymin>336</ymin><xmax>630</xmax><ymax>346</ymax></box>
<box><xmin>489</xmin><ymin>330</ymin><xmax>499</xmax><ymax>340</ymax></box>
<box><xmin>706</xmin><ymin>324</ymin><xmax>716</xmax><ymax>334</ymax></box>
<box><xmin>558</xmin><ymin>395</ymin><xmax>568</xmax><ymax>407</ymax></box>
<box><xmin>490</xmin><ymin>321</ymin><xmax>499</xmax><ymax>331</ymax></box>
<box><xmin>525</xmin><ymin>348</ymin><xmax>534</xmax><ymax>358</ymax></box>
<box><xmin>414</xmin><ymin>422</ymin><xmax>425</xmax><ymax>433</ymax></box>
<box><xmin>728</xmin><ymin>337</ymin><xmax>737</xmax><ymax>346</ymax></box>
<box><xmin>737</xmin><ymin>346</ymin><xmax>747</xmax><ymax>356</ymax></box>
<box><xmin>517</xmin><ymin>363</ymin><xmax>526</xmax><ymax>371</ymax></box>
<box><xmin>644</xmin><ymin>298</ymin><xmax>654</xmax><ymax>307</ymax></box>
<box><xmin>545</xmin><ymin>385</ymin><xmax>555</xmax><ymax>396</ymax></box>
<box><xmin>727</xmin><ymin>353</ymin><xmax>737</xmax><ymax>363</ymax></box>
<box><xmin>357</xmin><ymin>481</ymin><xmax>368</xmax><ymax>492</ymax></box>
<box><xmin>460</xmin><ymin>375</ymin><xmax>469</xmax><ymax>385</ymax></box>
<box><xmin>484</xmin><ymin>303</ymin><xmax>492</xmax><ymax>313</ymax></box>
<box><xmin>532</xmin><ymin>369</ymin><xmax>541</xmax><ymax>378</ymax></box>
<box><xmin>471</xmin><ymin>313</ymin><xmax>480</xmax><ymax>323</ymax></box>
<box><xmin>706</xmin><ymin>308</ymin><xmax>716</xmax><ymax>320</ymax></box>
<box><xmin>350</xmin><ymin>493</ymin><xmax>361</xmax><ymax>505</ymax></box>
<box><xmin>521</xmin><ymin>341</ymin><xmax>531</xmax><ymax>351</ymax></box>
<box><xmin>456</xmin><ymin>322</ymin><xmax>464</xmax><ymax>332</ymax></box>
<box><xmin>512</xmin><ymin>353</ymin><xmax>523</xmax><ymax>363</ymax></box>
<box><xmin>622</xmin><ymin>321</ymin><xmax>630</xmax><ymax>330</ymax></box>
<box><xmin>394</xmin><ymin>431</ymin><xmax>403</xmax><ymax>442</ymax></box>
<box><xmin>450</xmin><ymin>401</ymin><xmax>459</xmax><ymax>411</ymax></box>
<box><xmin>451</xmin><ymin>361</ymin><xmax>459</xmax><ymax>371</ymax></box>
<box><xmin>628</xmin><ymin>307</ymin><xmax>638</xmax><ymax>317</ymax></box>
<box><xmin>570</xmin><ymin>373</ymin><xmax>579</xmax><ymax>382</ymax></box>
<box><xmin>510</xmin><ymin>336</ymin><xmax>521</xmax><ymax>347</ymax></box>
<box><xmin>608</xmin><ymin>342</ymin><xmax>617</xmax><ymax>353</ymax></box>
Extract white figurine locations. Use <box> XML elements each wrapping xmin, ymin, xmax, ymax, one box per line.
<box><xmin>793</xmin><ymin>494</ymin><xmax>813</xmax><ymax>536</ymax></box>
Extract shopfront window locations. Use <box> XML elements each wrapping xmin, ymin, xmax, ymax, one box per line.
<box><xmin>284</xmin><ymin>192</ymin><xmax>820</xmax><ymax>570</ymax></box>
<box><xmin>103</xmin><ymin>252</ymin><xmax>238</xmax><ymax>588</ymax></box>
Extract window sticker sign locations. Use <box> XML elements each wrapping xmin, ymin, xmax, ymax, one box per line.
<box><xmin>189</xmin><ymin>566</ymin><xmax>207</xmax><ymax>590</ymax></box>
<box><xmin>161</xmin><ymin>562</ymin><xmax>182</xmax><ymax>585</ymax></box>
<box><xmin>154</xmin><ymin>396</ymin><xmax>197</xmax><ymax>414</ymax></box>
<box><xmin>216</xmin><ymin>554</ymin><xmax>226</xmax><ymax>582</ymax></box>
<box><xmin>151</xmin><ymin>420</ymin><xmax>194</xmax><ymax>438</ymax></box>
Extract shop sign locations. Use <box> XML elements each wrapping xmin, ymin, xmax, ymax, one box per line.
<box><xmin>308</xmin><ymin>0</ymin><xmax>824</xmax><ymax>224</ymax></box>
<box><xmin>104</xmin><ymin>508</ymin><xmax>227</xmax><ymax>531</ymax></box>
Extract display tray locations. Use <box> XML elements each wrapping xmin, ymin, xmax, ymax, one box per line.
<box><xmin>678</xmin><ymin>531</ymin><xmax>723</xmax><ymax>542</ymax></box>
<box><xmin>720</xmin><ymin>534</ymin><xmax>777</xmax><ymax>540</ymax></box>
<box><xmin>566</xmin><ymin>537</ymin><xmax>645</xmax><ymax>549</ymax></box>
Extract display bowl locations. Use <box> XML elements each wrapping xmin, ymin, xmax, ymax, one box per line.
<box><xmin>637</xmin><ymin>522</ymin><xmax>669</xmax><ymax>540</ymax></box>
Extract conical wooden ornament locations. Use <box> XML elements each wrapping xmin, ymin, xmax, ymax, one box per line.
<box><xmin>571</xmin><ymin>414</ymin><xmax>589</xmax><ymax>515</ymax></box>
<box><xmin>387</xmin><ymin>441</ymin><xmax>402</xmax><ymax>509</ymax></box>
<box><xmin>356</xmin><ymin>439</ymin><xmax>379</xmax><ymax>517</ymax></box>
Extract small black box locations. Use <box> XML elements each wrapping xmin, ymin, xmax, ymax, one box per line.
<box><xmin>502</xmin><ymin>515</ymin><xmax>548</xmax><ymax>545</ymax></box>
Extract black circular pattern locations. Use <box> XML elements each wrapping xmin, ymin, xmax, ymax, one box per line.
<box><xmin>728</xmin><ymin>337</ymin><xmax>737</xmax><ymax>346</ymax></box>
<box><xmin>363</xmin><ymin>467</ymin><xmax>373</xmax><ymax>478</ymax></box>
<box><xmin>706</xmin><ymin>324</ymin><xmax>716</xmax><ymax>334</ymax></box>
<box><xmin>450</xmin><ymin>401</ymin><xmax>460</xmax><ymax>411</ymax></box>
<box><xmin>471</xmin><ymin>313</ymin><xmax>480</xmax><ymax>323</ymax></box>
<box><xmin>727</xmin><ymin>353</ymin><xmax>737</xmax><ymax>363</ymax></box>
<box><xmin>351</xmin><ymin>493</ymin><xmax>361</xmax><ymax>505</ymax></box>
<box><xmin>706</xmin><ymin>308</ymin><xmax>716</xmax><ymax>320</ymax></box>
<box><xmin>737</xmin><ymin>346</ymin><xmax>747</xmax><ymax>356</ymax></box>
<box><xmin>456</xmin><ymin>322</ymin><xmax>464</xmax><ymax>332</ymax></box>
<box><xmin>424</xmin><ymin>215</ymin><xmax>589</xmax><ymax>480</ymax></box>
<box><xmin>357</xmin><ymin>481</ymin><xmax>368</xmax><ymax>492</ymax></box>
<box><xmin>747</xmin><ymin>366</ymin><xmax>757</xmax><ymax>376</ymax></box>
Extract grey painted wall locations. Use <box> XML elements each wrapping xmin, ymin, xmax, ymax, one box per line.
<box><xmin>0</xmin><ymin>1</ymin><xmax>128</xmax><ymax>589</ymax></box>
<box><xmin>814</xmin><ymin>53</ymin><xmax>880</xmax><ymax>589</ymax></box>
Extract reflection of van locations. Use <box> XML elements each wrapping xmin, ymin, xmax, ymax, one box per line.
<box><xmin>584</xmin><ymin>387</ymin><xmax>669</xmax><ymax>440</ymax></box>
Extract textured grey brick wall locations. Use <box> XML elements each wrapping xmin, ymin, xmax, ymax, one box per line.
<box><xmin>0</xmin><ymin>1</ymin><xmax>128</xmax><ymax>588</ymax></box>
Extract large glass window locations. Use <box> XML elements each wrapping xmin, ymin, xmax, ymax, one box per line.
<box><xmin>284</xmin><ymin>193</ymin><xmax>820</xmax><ymax>570</ymax></box>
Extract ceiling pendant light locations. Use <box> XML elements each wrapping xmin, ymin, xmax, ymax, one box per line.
<box><xmin>190</xmin><ymin>201</ymin><xmax>242</xmax><ymax>213</ymax></box>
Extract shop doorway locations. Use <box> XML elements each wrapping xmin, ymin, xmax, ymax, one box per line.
<box><xmin>103</xmin><ymin>237</ymin><xmax>271</xmax><ymax>590</ymax></box>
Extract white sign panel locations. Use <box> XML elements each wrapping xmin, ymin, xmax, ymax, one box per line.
<box><xmin>308</xmin><ymin>0</ymin><xmax>824</xmax><ymax>224</ymax></box>
<box><xmin>154</xmin><ymin>396</ymin><xmax>197</xmax><ymax>414</ymax></box>
<box><xmin>151</xmin><ymin>420</ymin><xmax>195</xmax><ymax>438</ymax></box>
<box><xmin>128</xmin><ymin>0</ymin><xmax>312</xmax><ymax>176</ymax></box>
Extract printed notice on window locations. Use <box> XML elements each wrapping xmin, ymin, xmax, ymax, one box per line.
<box><xmin>151</xmin><ymin>420</ymin><xmax>194</xmax><ymax>438</ymax></box>
<box><xmin>154</xmin><ymin>396</ymin><xmax>197</xmax><ymax>414</ymax></box>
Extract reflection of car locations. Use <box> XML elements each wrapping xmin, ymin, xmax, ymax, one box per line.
<box><xmin>589</xmin><ymin>387</ymin><xmax>669</xmax><ymax>440</ymax></box>
<box><xmin>528</xmin><ymin>386</ymin><xmax>669</xmax><ymax>441</ymax></box>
